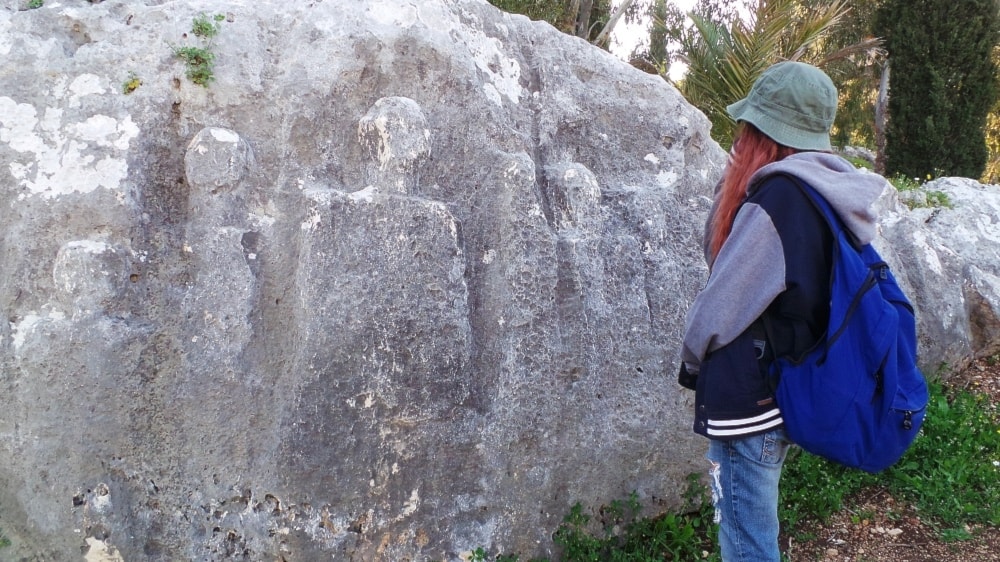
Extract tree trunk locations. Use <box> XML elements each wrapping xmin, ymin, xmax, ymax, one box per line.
<box><xmin>566</xmin><ymin>0</ymin><xmax>582</xmax><ymax>35</ymax></box>
<box><xmin>875</xmin><ymin>61</ymin><xmax>890</xmax><ymax>175</ymax></box>
<box><xmin>576</xmin><ymin>0</ymin><xmax>594</xmax><ymax>39</ymax></box>
<box><xmin>593</xmin><ymin>0</ymin><xmax>635</xmax><ymax>46</ymax></box>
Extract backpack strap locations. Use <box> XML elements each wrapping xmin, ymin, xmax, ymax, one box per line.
<box><xmin>772</xmin><ymin>173</ymin><xmax>863</xmax><ymax>251</ymax></box>
<box><xmin>758</xmin><ymin>173</ymin><xmax>842</xmax><ymax>379</ymax></box>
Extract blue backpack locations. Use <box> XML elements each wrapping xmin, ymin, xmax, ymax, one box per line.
<box><xmin>766</xmin><ymin>176</ymin><xmax>929</xmax><ymax>473</ymax></box>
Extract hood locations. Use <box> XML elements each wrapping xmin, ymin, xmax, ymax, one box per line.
<box><xmin>747</xmin><ymin>152</ymin><xmax>888</xmax><ymax>245</ymax></box>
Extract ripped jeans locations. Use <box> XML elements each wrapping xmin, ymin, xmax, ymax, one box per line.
<box><xmin>706</xmin><ymin>428</ymin><xmax>791</xmax><ymax>562</ymax></box>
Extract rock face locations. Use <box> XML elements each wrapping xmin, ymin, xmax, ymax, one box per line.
<box><xmin>877</xmin><ymin>178</ymin><xmax>1000</xmax><ymax>375</ymax></box>
<box><xmin>0</xmin><ymin>1</ymin><xmax>723</xmax><ymax>559</ymax></box>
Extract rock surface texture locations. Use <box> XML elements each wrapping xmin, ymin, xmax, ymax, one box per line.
<box><xmin>2</xmin><ymin>1</ymin><xmax>999</xmax><ymax>561</ymax></box>
<box><xmin>0</xmin><ymin>1</ymin><xmax>722</xmax><ymax>560</ymax></box>
<box><xmin>878</xmin><ymin>178</ymin><xmax>1000</xmax><ymax>374</ymax></box>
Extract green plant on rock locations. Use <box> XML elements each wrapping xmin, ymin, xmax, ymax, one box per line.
<box><xmin>191</xmin><ymin>12</ymin><xmax>224</xmax><ymax>39</ymax></box>
<box><xmin>888</xmin><ymin>173</ymin><xmax>953</xmax><ymax>210</ymax></box>
<box><xmin>27</xmin><ymin>0</ymin><xmax>43</xmax><ymax>8</ymax></box>
<box><xmin>172</xmin><ymin>12</ymin><xmax>226</xmax><ymax>87</ymax></box>
<box><xmin>122</xmin><ymin>71</ymin><xmax>141</xmax><ymax>94</ymax></box>
<box><xmin>469</xmin><ymin>546</ymin><xmax>521</xmax><ymax>561</ymax></box>
<box><xmin>174</xmin><ymin>46</ymin><xmax>216</xmax><ymax>86</ymax></box>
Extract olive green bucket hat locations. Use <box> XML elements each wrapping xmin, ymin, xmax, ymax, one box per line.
<box><xmin>726</xmin><ymin>61</ymin><xmax>838</xmax><ymax>151</ymax></box>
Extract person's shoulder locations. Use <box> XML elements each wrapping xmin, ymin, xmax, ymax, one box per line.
<box><xmin>747</xmin><ymin>173</ymin><xmax>830</xmax><ymax>242</ymax></box>
<box><xmin>747</xmin><ymin>174</ymin><xmax>815</xmax><ymax>213</ymax></box>
<box><xmin>750</xmin><ymin>173</ymin><xmax>806</xmax><ymax>199</ymax></box>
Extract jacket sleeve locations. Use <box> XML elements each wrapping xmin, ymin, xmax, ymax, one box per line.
<box><xmin>680</xmin><ymin>200</ymin><xmax>787</xmax><ymax>373</ymax></box>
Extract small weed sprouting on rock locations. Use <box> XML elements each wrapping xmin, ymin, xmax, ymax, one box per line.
<box><xmin>122</xmin><ymin>71</ymin><xmax>142</xmax><ymax>94</ymax></box>
<box><xmin>27</xmin><ymin>0</ymin><xmax>44</xmax><ymax>8</ymax></box>
<box><xmin>191</xmin><ymin>12</ymin><xmax>222</xmax><ymax>40</ymax></box>
<box><xmin>171</xmin><ymin>12</ymin><xmax>227</xmax><ymax>87</ymax></box>
<box><xmin>174</xmin><ymin>46</ymin><xmax>216</xmax><ymax>86</ymax></box>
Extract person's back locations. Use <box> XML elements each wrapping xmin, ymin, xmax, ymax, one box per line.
<box><xmin>677</xmin><ymin>61</ymin><xmax>887</xmax><ymax>561</ymax></box>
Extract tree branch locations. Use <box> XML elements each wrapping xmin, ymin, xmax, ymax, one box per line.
<box><xmin>593</xmin><ymin>0</ymin><xmax>636</xmax><ymax>45</ymax></box>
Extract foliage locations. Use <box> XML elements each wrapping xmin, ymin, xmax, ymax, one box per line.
<box><xmin>886</xmin><ymin>383</ymin><xmax>1000</xmax><ymax>528</ymax></box>
<box><xmin>681</xmin><ymin>0</ymin><xmax>847</xmax><ymax>146</ymax></box>
<box><xmin>122</xmin><ymin>71</ymin><xmax>141</xmax><ymax>95</ymax></box>
<box><xmin>465</xmin><ymin>477</ymin><xmax>722</xmax><ymax>561</ymax></box>
<box><xmin>487</xmin><ymin>0</ymin><xmax>570</xmax><ymax>30</ymax></box>
<box><xmin>779</xmin><ymin>446</ymin><xmax>879</xmax><ymax>532</ymax></box>
<box><xmin>780</xmin><ymin>382</ymin><xmax>1000</xmax><ymax>540</ymax></box>
<box><xmin>492</xmin><ymin>1</ymin><xmax>886</xmax><ymax>150</ymax></box>
<box><xmin>469</xmin><ymin>546</ymin><xmax>520</xmax><ymax>562</ymax></box>
<box><xmin>843</xmin><ymin>154</ymin><xmax>873</xmax><ymax>170</ymax></box>
<box><xmin>887</xmin><ymin>173</ymin><xmax>953</xmax><ymax>209</ymax></box>
<box><xmin>172</xmin><ymin>13</ymin><xmax>226</xmax><ymax>87</ymax></box>
<box><xmin>676</xmin><ymin>0</ymin><xmax>874</xmax><ymax>148</ymax></box>
<box><xmin>174</xmin><ymin>46</ymin><xmax>216</xmax><ymax>86</ymax></box>
<box><xmin>191</xmin><ymin>12</ymin><xmax>224</xmax><ymax>39</ymax></box>
<box><xmin>984</xmin><ymin>44</ymin><xmax>1000</xmax><ymax>184</ymax></box>
<box><xmin>549</xmin><ymin>477</ymin><xmax>719</xmax><ymax>561</ymax></box>
<box><xmin>487</xmin><ymin>0</ymin><xmax>614</xmax><ymax>44</ymax></box>
<box><xmin>875</xmin><ymin>0</ymin><xmax>1000</xmax><ymax>180</ymax></box>
<box><xmin>801</xmin><ymin>0</ymin><xmax>886</xmax><ymax>150</ymax></box>
<box><xmin>27</xmin><ymin>0</ymin><xmax>43</xmax><ymax>8</ymax></box>
<box><xmin>624</xmin><ymin>0</ymin><xmax>704</xmax><ymax>78</ymax></box>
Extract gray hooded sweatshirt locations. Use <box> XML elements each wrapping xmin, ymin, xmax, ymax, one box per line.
<box><xmin>681</xmin><ymin>151</ymin><xmax>888</xmax><ymax>374</ymax></box>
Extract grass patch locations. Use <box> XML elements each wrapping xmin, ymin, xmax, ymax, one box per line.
<box><xmin>473</xmin><ymin>476</ymin><xmax>720</xmax><ymax>561</ymax></box>
<box><xmin>781</xmin><ymin>381</ymin><xmax>1000</xmax><ymax>540</ymax></box>
<box><xmin>550</xmin><ymin>479</ymin><xmax>719</xmax><ymax>561</ymax></box>
<box><xmin>482</xmin><ymin>379</ymin><xmax>999</xmax><ymax>560</ymax></box>
<box><xmin>844</xmin><ymin>155</ymin><xmax>874</xmax><ymax>170</ymax></box>
<box><xmin>884</xmin><ymin>383</ymin><xmax>1000</xmax><ymax>527</ymax></box>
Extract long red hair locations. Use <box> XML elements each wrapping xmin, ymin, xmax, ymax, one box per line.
<box><xmin>709</xmin><ymin>124</ymin><xmax>798</xmax><ymax>259</ymax></box>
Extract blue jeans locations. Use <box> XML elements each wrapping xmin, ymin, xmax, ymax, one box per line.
<box><xmin>706</xmin><ymin>428</ymin><xmax>791</xmax><ymax>562</ymax></box>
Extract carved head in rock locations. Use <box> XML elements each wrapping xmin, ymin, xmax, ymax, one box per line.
<box><xmin>358</xmin><ymin>96</ymin><xmax>431</xmax><ymax>194</ymax></box>
<box><xmin>52</xmin><ymin>240</ymin><xmax>130</xmax><ymax>317</ymax></box>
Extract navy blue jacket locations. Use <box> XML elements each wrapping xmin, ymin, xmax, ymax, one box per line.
<box><xmin>679</xmin><ymin>153</ymin><xmax>886</xmax><ymax>440</ymax></box>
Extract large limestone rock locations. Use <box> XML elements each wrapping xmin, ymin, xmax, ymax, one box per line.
<box><xmin>0</xmin><ymin>0</ymin><xmax>723</xmax><ymax>559</ymax></box>
<box><xmin>877</xmin><ymin>177</ymin><xmax>1000</xmax><ymax>375</ymax></box>
<box><xmin>5</xmin><ymin>1</ymin><xmax>999</xmax><ymax>560</ymax></box>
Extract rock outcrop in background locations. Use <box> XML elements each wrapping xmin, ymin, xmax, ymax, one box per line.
<box><xmin>877</xmin><ymin>178</ymin><xmax>1000</xmax><ymax>374</ymax></box>
<box><xmin>2</xmin><ymin>1</ymin><xmax>999</xmax><ymax>561</ymax></box>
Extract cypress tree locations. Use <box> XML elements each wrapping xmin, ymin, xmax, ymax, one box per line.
<box><xmin>876</xmin><ymin>0</ymin><xmax>1000</xmax><ymax>179</ymax></box>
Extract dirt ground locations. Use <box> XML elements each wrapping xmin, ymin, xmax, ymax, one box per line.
<box><xmin>783</xmin><ymin>356</ymin><xmax>1000</xmax><ymax>561</ymax></box>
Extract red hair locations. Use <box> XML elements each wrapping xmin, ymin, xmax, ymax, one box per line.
<box><xmin>709</xmin><ymin>124</ymin><xmax>798</xmax><ymax>260</ymax></box>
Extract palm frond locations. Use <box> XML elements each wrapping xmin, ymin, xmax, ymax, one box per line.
<box><xmin>679</xmin><ymin>0</ymin><xmax>871</xmax><ymax>147</ymax></box>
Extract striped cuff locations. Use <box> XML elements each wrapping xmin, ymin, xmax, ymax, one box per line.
<box><xmin>706</xmin><ymin>408</ymin><xmax>783</xmax><ymax>438</ymax></box>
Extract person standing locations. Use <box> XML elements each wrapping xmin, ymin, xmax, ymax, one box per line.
<box><xmin>677</xmin><ymin>61</ymin><xmax>888</xmax><ymax>561</ymax></box>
